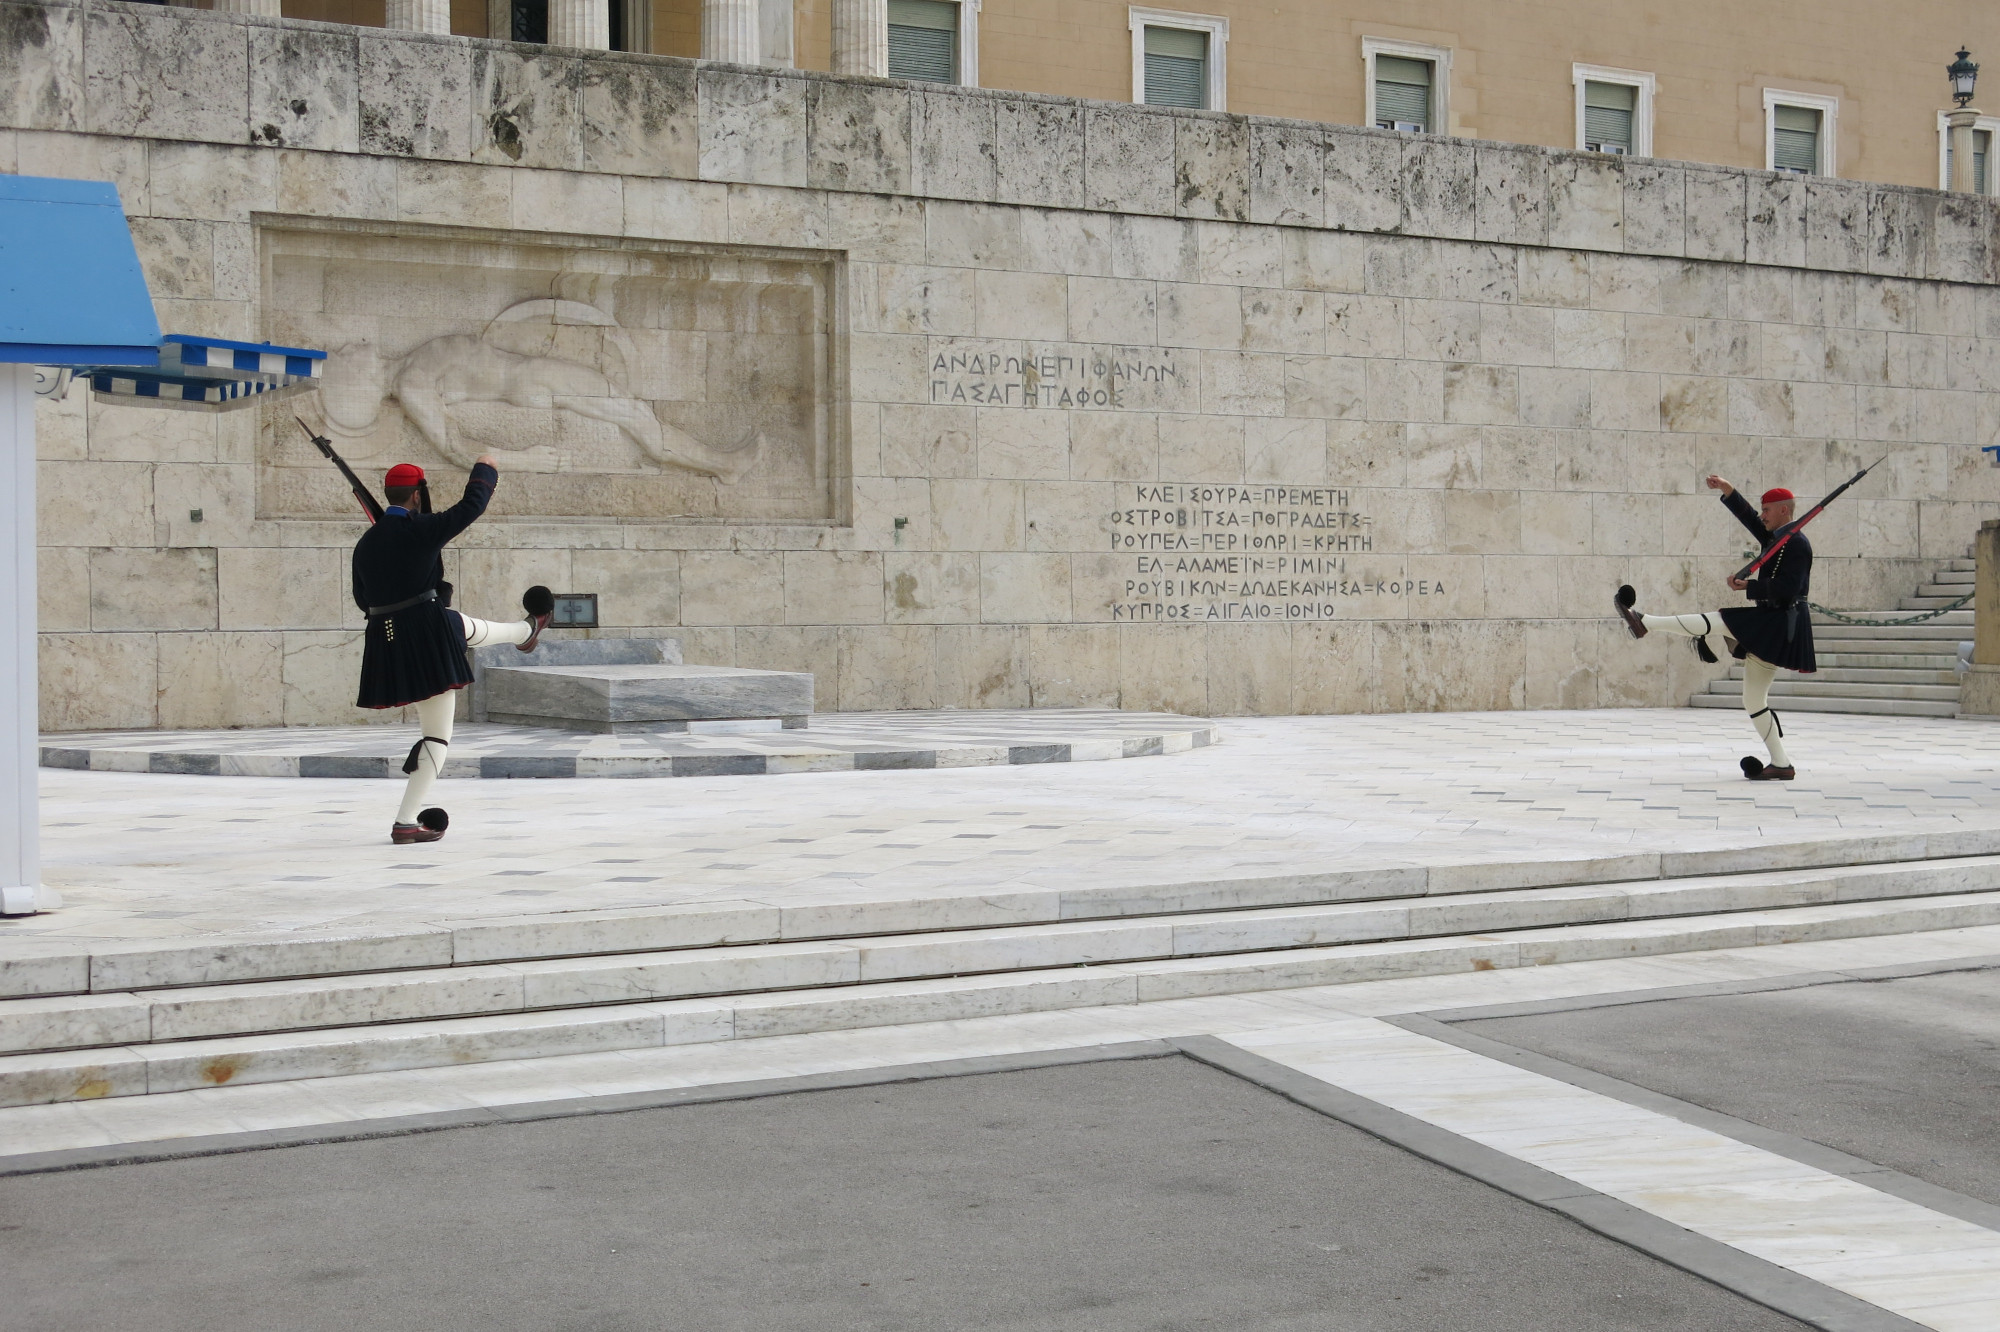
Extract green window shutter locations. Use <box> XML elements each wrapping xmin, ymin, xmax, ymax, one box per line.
<box><xmin>1582</xmin><ymin>80</ymin><xmax>1636</xmax><ymax>153</ymax></box>
<box><xmin>1373</xmin><ymin>56</ymin><xmax>1431</xmax><ymax>131</ymax></box>
<box><xmin>1979</xmin><ymin>129</ymin><xmax>1991</xmax><ymax>194</ymax></box>
<box><xmin>888</xmin><ymin>0</ymin><xmax>958</xmax><ymax>83</ymax></box>
<box><xmin>1771</xmin><ymin>103</ymin><xmax>1821</xmax><ymax>173</ymax></box>
<box><xmin>1143</xmin><ymin>27</ymin><xmax>1208</xmax><ymax>108</ymax></box>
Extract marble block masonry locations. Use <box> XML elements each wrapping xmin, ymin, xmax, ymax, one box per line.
<box><xmin>8</xmin><ymin>0</ymin><xmax>2000</xmax><ymax>731</ymax></box>
<box><xmin>470</xmin><ymin>635</ymin><xmax>812</xmax><ymax>731</ymax></box>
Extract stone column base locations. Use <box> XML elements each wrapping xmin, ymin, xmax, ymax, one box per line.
<box><xmin>1960</xmin><ymin>663</ymin><xmax>2000</xmax><ymax>716</ymax></box>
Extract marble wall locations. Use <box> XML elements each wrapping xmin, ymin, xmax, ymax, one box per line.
<box><xmin>8</xmin><ymin>0</ymin><xmax>2000</xmax><ymax>728</ymax></box>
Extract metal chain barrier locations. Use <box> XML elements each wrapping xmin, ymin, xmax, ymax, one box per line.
<box><xmin>1808</xmin><ymin>591</ymin><xmax>1973</xmax><ymax>627</ymax></box>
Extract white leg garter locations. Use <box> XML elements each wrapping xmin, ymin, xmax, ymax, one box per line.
<box><xmin>395</xmin><ymin>690</ymin><xmax>457</xmax><ymax>825</ymax></box>
<box><xmin>1740</xmin><ymin>655</ymin><xmax>1792</xmax><ymax>768</ymax></box>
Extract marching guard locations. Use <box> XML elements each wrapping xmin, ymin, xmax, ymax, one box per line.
<box><xmin>352</xmin><ymin>456</ymin><xmax>554</xmax><ymax>844</ymax></box>
<box><xmin>1614</xmin><ymin>475</ymin><xmax>1816</xmax><ymax>781</ymax></box>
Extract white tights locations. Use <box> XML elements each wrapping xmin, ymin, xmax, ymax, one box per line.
<box><xmin>1640</xmin><ymin>612</ymin><xmax>1792</xmax><ymax>768</ymax></box>
<box><xmin>394</xmin><ymin>613</ymin><xmax>533</xmax><ymax>825</ymax></box>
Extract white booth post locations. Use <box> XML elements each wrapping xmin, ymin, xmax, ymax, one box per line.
<box><xmin>0</xmin><ymin>364</ymin><xmax>41</xmax><ymax>915</ymax></box>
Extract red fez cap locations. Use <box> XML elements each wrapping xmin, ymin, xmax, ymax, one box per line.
<box><xmin>384</xmin><ymin>463</ymin><xmax>426</xmax><ymax>488</ymax></box>
<box><xmin>1760</xmin><ymin>487</ymin><xmax>1794</xmax><ymax>504</ymax></box>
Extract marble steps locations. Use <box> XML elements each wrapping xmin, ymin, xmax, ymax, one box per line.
<box><xmin>12</xmin><ymin>829</ymin><xmax>2000</xmax><ymax>1005</ymax></box>
<box><xmin>1699</xmin><ymin>678</ymin><xmax>1961</xmax><ymax>701</ymax></box>
<box><xmin>1688</xmin><ymin>694</ymin><xmax>1958</xmax><ymax>717</ymax></box>
<box><xmin>1</xmin><ymin>892</ymin><xmax>1994</xmax><ymax>1111</ymax></box>
<box><xmin>1715</xmin><ymin>665</ymin><xmax>1959</xmax><ymax>685</ymax></box>
<box><xmin>1810</xmin><ymin>620</ymin><xmax>1971</xmax><ymax>638</ymax></box>
<box><xmin>3</xmin><ymin>857</ymin><xmax>2000</xmax><ymax>1108</ymax></box>
<box><xmin>1813</xmin><ymin>652</ymin><xmax>1960</xmax><ymax>671</ymax></box>
<box><xmin>1901</xmin><ymin>595</ymin><xmax>1977</xmax><ymax>610</ymax></box>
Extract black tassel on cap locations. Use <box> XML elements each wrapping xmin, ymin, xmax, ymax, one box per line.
<box><xmin>523</xmin><ymin>585</ymin><xmax>555</xmax><ymax>617</ymax></box>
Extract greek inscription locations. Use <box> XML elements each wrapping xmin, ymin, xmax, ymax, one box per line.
<box><xmin>929</xmin><ymin>345</ymin><xmax>1184</xmax><ymax>410</ymax></box>
<box><xmin>1108</xmin><ymin>483</ymin><xmax>1443</xmax><ymax>622</ymax></box>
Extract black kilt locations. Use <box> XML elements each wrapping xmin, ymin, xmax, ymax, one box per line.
<box><xmin>1720</xmin><ymin>602</ymin><xmax>1816</xmax><ymax>674</ymax></box>
<box><xmin>356</xmin><ymin>601</ymin><xmax>472</xmax><ymax>709</ymax></box>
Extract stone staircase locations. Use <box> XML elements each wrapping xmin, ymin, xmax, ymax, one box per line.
<box><xmin>6</xmin><ymin>834</ymin><xmax>2000</xmax><ymax>1110</ymax></box>
<box><xmin>1691</xmin><ymin>557</ymin><xmax>1974</xmax><ymax>718</ymax></box>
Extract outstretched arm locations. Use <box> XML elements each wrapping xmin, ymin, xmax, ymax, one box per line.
<box><xmin>414</xmin><ymin>455</ymin><xmax>499</xmax><ymax>545</ymax></box>
<box><xmin>1706</xmin><ymin>474</ymin><xmax>1766</xmax><ymax>589</ymax></box>
<box><xmin>1718</xmin><ymin>488</ymin><xmax>1771</xmax><ymax>542</ymax></box>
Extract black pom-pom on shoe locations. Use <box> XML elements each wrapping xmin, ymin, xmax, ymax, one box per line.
<box><xmin>518</xmin><ymin>585</ymin><xmax>554</xmax><ymax>652</ymax></box>
<box><xmin>417</xmin><ymin>807</ymin><xmax>449</xmax><ymax>833</ymax></box>
<box><xmin>1740</xmin><ymin>756</ymin><xmax>1766</xmax><ymax>780</ymax></box>
<box><xmin>1613</xmin><ymin>585</ymin><xmax>1647</xmax><ymax>639</ymax></box>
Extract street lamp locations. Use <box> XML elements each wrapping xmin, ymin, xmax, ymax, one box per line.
<box><xmin>1950</xmin><ymin>47</ymin><xmax>1979</xmax><ymax>107</ymax></box>
<box><xmin>1947</xmin><ymin>49</ymin><xmax>1982</xmax><ymax>192</ymax></box>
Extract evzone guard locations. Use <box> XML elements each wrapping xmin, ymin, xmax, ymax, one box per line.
<box><xmin>1614</xmin><ymin>476</ymin><xmax>1814</xmax><ymax>781</ymax></box>
<box><xmin>352</xmin><ymin>456</ymin><xmax>554</xmax><ymax>844</ymax></box>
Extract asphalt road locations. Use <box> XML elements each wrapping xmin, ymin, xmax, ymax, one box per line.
<box><xmin>0</xmin><ymin>1055</ymin><xmax>1806</xmax><ymax>1332</ymax></box>
<box><xmin>1463</xmin><ymin>968</ymin><xmax>2000</xmax><ymax>1206</ymax></box>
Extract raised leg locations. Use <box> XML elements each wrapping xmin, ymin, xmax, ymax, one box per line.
<box><xmin>1640</xmin><ymin>611</ymin><xmax>1725</xmax><ymax>639</ymax></box>
<box><xmin>457</xmin><ymin>613</ymin><xmax>532</xmax><ymax>649</ymax></box>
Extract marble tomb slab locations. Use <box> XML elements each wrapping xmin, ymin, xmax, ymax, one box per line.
<box><xmin>484</xmin><ymin>663</ymin><xmax>814</xmax><ymax>732</ymax></box>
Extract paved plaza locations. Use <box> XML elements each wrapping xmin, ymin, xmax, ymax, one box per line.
<box><xmin>8</xmin><ymin>706</ymin><xmax>2000</xmax><ymax>1331</ymax></box>
<box><xmin>11</xmin><ymin>707</ymin><xmax>2000</xmax><ymax>948</ymax></box>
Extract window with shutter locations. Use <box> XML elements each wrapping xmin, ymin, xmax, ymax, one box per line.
<box><xmin>1582</xmin><ymin>80</ymin><xmax>1636</xmax><ymax>154</ymax></box>
<box><xmin>1374</xmin><ymin>56</ymin><xmax>1432</xmax><ymax>132</ymax></box>
<box><xmin>888</xmin><ymin>0</ymin><xmax>958</xmax><ymax>84</ymax></box>
<box><xmin>1771</xmin><ymin>103</ymin><xmax>1821</xmax><ymax>174</ymax></box>
<box><xmin>1143</xmin><ymin>26</ymin><xmax>1208</xmax><ymax>108</ymax></box>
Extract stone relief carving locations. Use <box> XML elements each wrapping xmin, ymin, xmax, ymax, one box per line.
<box><xmin>259</xmin><ymin>222</ymin><xmax>835</xmax><ymax>522</ymax></box>
<box><xmin>322</xmin><ymin>299</ymin><xmax>762</xmax><ymax>483</ymax></box>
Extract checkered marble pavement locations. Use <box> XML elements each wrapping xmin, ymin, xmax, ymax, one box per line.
<box><xmin>9</xmin><ymin>708</ymin><xmax>2000</xmax><ymax>949</ymax></box>
<box><xmin>39</xmin><ymin>710</ymin><xmax>1216</xmax><ymax>779</ymax></box>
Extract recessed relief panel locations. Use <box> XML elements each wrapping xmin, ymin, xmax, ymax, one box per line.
<box><xmin>257</xmin><ymin>221</ymin><xmax>836</xmax><ymax>522</ymax></box>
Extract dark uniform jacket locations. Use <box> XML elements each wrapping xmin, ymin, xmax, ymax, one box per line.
<box><xmin>351</xmin><ymin>463</ymin><xmax>497</xmax><ymax>709</ymax></box>
<box><xmin>1717</xmin><ymin>488</ymin><xmax>1816</xmax><ymax>674</ymax></box>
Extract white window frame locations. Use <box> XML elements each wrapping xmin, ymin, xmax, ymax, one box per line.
<box><xmin>1572</xmin><ymin>63</ymin><xmax>1655</xmax><ymax>157</ymax></box>
<box><xmin>1129</xmin><ymin>7</ymin><xmax>1229</xmax><ymax>111</ymax></box>
<box><xmin>1362</xmin><ymin>36</ymin><xmax>1452</xmax><ymax>135</ymax></box>
<box><xmin>1936</xmin><ymin>109</ymin><xmax>2000</xmax><ymax>193</ymax></box>
<box><xmin>958</xmin><ymin>0</ymin><xmax>981</xmax><ymax>88</ymax></box>
<box><xmin>1763</xmin><ymin>88</ymin><xmax>1839</xmax><ymax>176</ymax></box>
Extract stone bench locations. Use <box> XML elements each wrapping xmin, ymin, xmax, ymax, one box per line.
<box><xmin>478</xmin><ymin>641</ymin><xmax>813</xmax><ymax>733</ymax></box>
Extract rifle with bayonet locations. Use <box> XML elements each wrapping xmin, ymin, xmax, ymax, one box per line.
<box><xmin>298</xmin><ymin>416</ymin><xmax>384</xmax><ymax>524</ymax></box>
<box><xmin>1731</xmin><ymin>454</ymin><xmax>1888</xmax><ymax>583</ymax></box>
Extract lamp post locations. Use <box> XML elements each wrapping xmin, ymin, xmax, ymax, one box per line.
<box><xmin>1947</xmin><ymin>47</ymin><xmax>1981</xmax><ymax>193</ymax></box>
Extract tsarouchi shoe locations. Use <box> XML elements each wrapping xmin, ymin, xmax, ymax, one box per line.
<box><xmin>519</xmin><ymin>585</ymin><xmax>554</xmax><ymax>652</ymax></box>
<box><xmin>1613</xmin><ymin>585</ymin><xmax>1647</xmax><ymax>639</ymax></box>
<box><xmin>390</xmin><ymin>822</ymin><xmax>444</xmax><ymax>844</ymax></box>
<box><xmin>1741</xmin><ymin>757</ymin><xmax>1796</xmax><ymax>781</ymax></box>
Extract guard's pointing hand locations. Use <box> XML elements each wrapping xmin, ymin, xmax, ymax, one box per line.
<box><xmin>475</xmin><ymin>453</ymin><xmax>498</xmax><ymax>470</ymax></box>
<box><xmin>1705</xmin><ymin>474</ymin><xmax>1733</xmax><ymax>494</ymax></box>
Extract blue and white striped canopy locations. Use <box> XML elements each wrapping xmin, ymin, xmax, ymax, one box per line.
<box><xmin>76</xmin><ymin>335</ymin><xmax>325</xmax><ymax>413</ymax></box>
